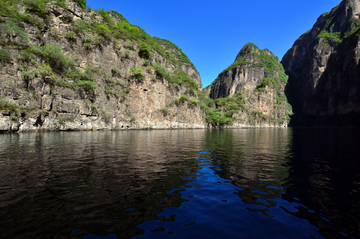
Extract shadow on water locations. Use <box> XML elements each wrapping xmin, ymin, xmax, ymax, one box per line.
<box><xmin>282</xmin><ymin>128</ymin><xmax>360</xmax><ymax>239</ymax></box>
<box><xmin>0</xmin><ymin>129</ymin><xmax>359</xmax><ymax>238</ymax></box>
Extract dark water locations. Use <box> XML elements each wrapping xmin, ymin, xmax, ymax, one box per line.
<box><xmin>0</xmin><ymin>129</ymin><xmax>359</xmax><ymax>239</ymax></box>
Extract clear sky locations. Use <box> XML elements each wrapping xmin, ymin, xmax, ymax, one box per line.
<box><xmin>86</xmin><ymin>0</ymin><xmax>341</xmax><ymax>88</ymax></box>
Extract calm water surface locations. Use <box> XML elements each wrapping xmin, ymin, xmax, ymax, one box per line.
<box><xmin>0</xmin><ymin>129</ymin><xmax>359</xmax><ymax>239</ymax></box>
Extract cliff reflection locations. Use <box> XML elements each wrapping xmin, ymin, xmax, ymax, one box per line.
<box><xmin>283</xmin><ymin>128</ymin><xmax>360</xmax><ymax>239</ymax></box>
<box><xmin>1</xmin><ymin>129</ymin><xmax>358</xmax><ymax>239</ymax></box>
<box><xmin>0</xmin><ymin>130</ymin><xmax>205</xmax><ymax>239</ymax></box>
<box><xmin>203</xmin><ymin>129</ymin><xmax>291</xmax><ymax>201</ymax></box>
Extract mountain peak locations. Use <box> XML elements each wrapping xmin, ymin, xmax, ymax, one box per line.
<box><xmin>235</xmin><ymin>43</ymin><xmax>260</xmax><ymax>61</ymax></box>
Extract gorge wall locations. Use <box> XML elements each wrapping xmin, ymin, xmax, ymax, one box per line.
<box><xmin>282</xmin><ymin>0</ymin><xmax>360</xmax><ymax>126</ymax></box>
<box><xmin>0</xmin><ymin>0</ymin><xmax>206</xmax><ymax>132</ymax></box>
<box><xmin>6</xmin><ymin>0</ymin><xmax>357</xmax><ymax>131</ymax></box>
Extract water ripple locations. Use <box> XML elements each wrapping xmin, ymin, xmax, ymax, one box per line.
<box><xmin>0</xmin><ymin>129</ymin><xmax>359</xmax><ymax>238</ymax></box>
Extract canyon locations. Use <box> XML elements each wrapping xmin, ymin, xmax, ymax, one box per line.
<box><xmin>1</xmin><ymin>0</ymin><xmax>359</xmax><ymax>132</ymax></box>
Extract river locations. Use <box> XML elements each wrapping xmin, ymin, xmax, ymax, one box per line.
<box><xmin>0</xmin><ymin>129</ymin><xmax>359</xmax><ymax>238</ymax></box>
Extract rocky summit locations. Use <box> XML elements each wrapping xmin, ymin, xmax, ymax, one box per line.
<box><xmin>208</xmin><ymin>43</ymin><xmax>292</xmax><ymax>127</ymax></box>
<box><xmin>282</xmin><ymin>0</ymin><xmax>360</xmax><ymax>126</ymax></box>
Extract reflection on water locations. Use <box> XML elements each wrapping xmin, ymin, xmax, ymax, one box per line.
<box><xmin>0</xmin><ymin>129</ymin><xmax>359</xmax><ymax>238</ymax></box>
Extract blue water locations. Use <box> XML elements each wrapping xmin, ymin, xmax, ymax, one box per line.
<box><xmin>0</xmin><ymin>129</ymin><xmax>359</xmax><ymax>238</ymax></box>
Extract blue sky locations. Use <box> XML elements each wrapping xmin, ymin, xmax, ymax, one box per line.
<box><xmin>86</xmin><ymin>0</ymin><xmax>341</xmax><ymax>88</ymax></box>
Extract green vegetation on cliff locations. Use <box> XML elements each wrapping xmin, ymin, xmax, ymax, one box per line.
<box><xmin>0</xmin><ymin>0</ymin><xmax>200</xmax><ymax>96</ymax></box>
<box><xmin>152</xmin><ymin>63</ymin><xmax>198</xmax><ymax>91</ymax></box>
<box><xmin>312</xmin><ymin>4</ymin><xmax>360</xmax><ymax>48</ymax></box>
<box><xmin>153</xmin><ymin>37</ymin><xmax>197</xmax><ymax>71</ymax></box>
<box><xmin>0</xmin><ymin>0</ymin><xmax>197</xmax><ymax>71</ymax></box>
<box><xmin>317</xmin><ymin>31</ymin><xmax>342</xmax><ymax>43</ymax></box>
<box><xmin>255</xmin><ymin>77</ymin><xmax>277</xmax><ymax>92</ymax></box>
<box><xmin>199</xmin><ymin>90</ymin><xmax>280</xmax><ymax>127</ymax></box>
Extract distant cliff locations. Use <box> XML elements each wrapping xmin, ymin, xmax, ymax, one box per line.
<box><xmin>282</xmin><ymin>0</ymin><xmax>360</xmax><ymax>126</ymax></box>
<box><xmin>207</xmin><ymin>43</ymin><xmax>292</xmax><ymax>127</ymax></box>
<box><xmin>0</xmin><ymin>0</ymin><xmax>205</xmax><ymax>132</ymax></box>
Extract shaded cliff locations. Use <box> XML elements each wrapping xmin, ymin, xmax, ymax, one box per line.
<box><xmin>207</xmin><ymin>43</ymin><xmax>292</xmax><ymax>127</ymax></box>
<box><xmin>0</xmin><ymin>0</ymin><xmax>205</xmax><ymax>132</ymax></box>
<box><xmin>282</xmin><ymin>0</ymin><xmax>360</xmax><ymax>126</ymax></box>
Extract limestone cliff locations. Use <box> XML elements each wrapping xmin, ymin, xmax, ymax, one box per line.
<box><xmin>282</xmin><ymin>0</ymin><xmax>360</xmax><ymax>126</ymax></box>
<box><xmin>207</xmin><ymin>43</ymin><xmax>292</xmax><ymax>127</ymax></box>
<box><xmin>0</xmin><ymin>0</ymin><xmax>205</xmax><ymax>132</ymax></box>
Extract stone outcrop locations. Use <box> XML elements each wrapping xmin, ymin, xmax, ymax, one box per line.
<box><xmin>282</xmin><ymin>0</ymin><xmax>360</xmax><ymax>126</ymax></box>
<box><xmin>0</xmin><ymin>0</ymin><xmax>206</xmax><ymax>132</ymax></box>
<box><xmin>208</xmin><ymin>43</ymin><xmax>292</xmax><ymax>127</ymax></box>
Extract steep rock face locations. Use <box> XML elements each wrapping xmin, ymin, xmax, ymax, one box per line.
<box><xmin>210</xmin><ymin>44</ymin><xmax>272</xmax><ymax>99</ymax></box>
<box><xmin>208</xmin><ymin>43</ymin><xmax>291</xmax><ymax>127</ymax></box>
<box><xmin>0</xmin><ymin>0</ymin><xmax>205</xmax><ymax>132</ymax></box>
<box><xmin>282</xmin><ymin>0</ymin><xmax>360</xmax><ymax>126</ymax></box>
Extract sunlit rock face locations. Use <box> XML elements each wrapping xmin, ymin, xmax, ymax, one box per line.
<box><xmin>282</xmin><ymin>0</ymin><xmax>360</xmax><ymax>126</ymax></box>
<box><xmin>208</xmin><ymin>43</ymin><xmax>292</xmax><ymax>127</ymax></box>
<box><xmin>0</xmin><ymin>1</ymin><xmax>205</xmax><ymax>132</ymax></box>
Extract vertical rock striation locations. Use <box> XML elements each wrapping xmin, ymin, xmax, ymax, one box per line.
<box><xmin>282</xmin><ymin>0</ymin><xmax>360</xmax><ymax>126</ymax></box>
<box><xmin>208</xmin><ymin>43</ymin><xmax>292</xmax><ymax>127</ymax></box>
